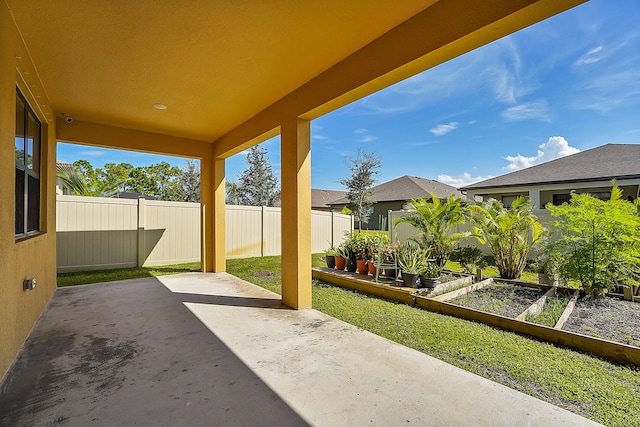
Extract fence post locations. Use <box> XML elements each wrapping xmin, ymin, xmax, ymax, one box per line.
<box><xmin>137</xmin><ymin>197</ymin><xmax>146</xmax><ymax>267</ymax></box>
<box><xmin>261</xmin><ymin>205</ymin><xmax>265</xmax><ymax>257</ymax></box>
<box><xmin>388</xmin><ymin>210</ymin><xmax>394</xmax><ymax>242</ymax></box>
<box><xmin>331</xmin><ymin>210</ymin><xmax>335</xmax><ymax>248</ymax></box>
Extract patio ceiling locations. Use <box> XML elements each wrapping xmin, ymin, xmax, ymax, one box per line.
<box><xmin>8</xmin><ymin>0</ymin><xmax>585</xmax><ymax>149</ymax></box>
<box><xmin>8</xmin><ymin>0</ymin><xmax>434</xmax><ymax>142</ymax></box>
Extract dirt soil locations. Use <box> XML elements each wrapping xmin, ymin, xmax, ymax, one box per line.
<box><xmin>561</xmin><ymin>297</ymin><xmax>640</xmax><ymax>347</ymax></box>
<box><xmin>450</xmin><ymin>282</ymin><xmax>546</xmax><ymax>318</ymax></box>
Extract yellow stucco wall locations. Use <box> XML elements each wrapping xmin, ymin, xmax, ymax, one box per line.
<box><xmin>0</xmin><ymin>4</ymin><xmax>58</xmax><ymax>380</ymax></box>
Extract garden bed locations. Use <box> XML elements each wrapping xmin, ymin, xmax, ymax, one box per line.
<box><xmin>449</xmin><ymin>282</ymin><xmax>547</xmax><ymax>319</ymax></box>
<box><xmin>561</xmin><ymin>297</ymin><xmax>640</xmax><ymax>347</ymax></box>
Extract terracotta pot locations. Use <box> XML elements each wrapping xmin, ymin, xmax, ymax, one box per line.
<box><xmin>356</xmin><ymin>260</ymin><xmax>368</xmax><ymax>275</ymax></box>
<box><xmin>368</xmin><ymin>262</ymin><xmax>377</xmax><ymax>276</ymax></box>
<box><xmin>335</xmin><ymin>256</ymin><xmax>346</xmax><ymax>271</ymax></box>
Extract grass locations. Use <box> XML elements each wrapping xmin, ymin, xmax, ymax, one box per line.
<box><xmin>526</xmin><ymin>293</ymin><xmax>573</xmax><ymax>327</ymax></box>
<box><xmin>58</xmin><ymin>255</ymin><xmax>640</xmax><ymax>426</ymax></box>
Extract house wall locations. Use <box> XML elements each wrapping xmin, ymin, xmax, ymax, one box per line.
<box><xmin>0</xmin><ymin>6</ymin><xmax>58</xmax><ymax>380</ymax></box>
<box><xmin>331</xmin><ymin>201</ymin><xmax>406</xmax><ymax>230</ymax></box>
<box><xmin>469</xmin><ymin>181</ymin><xmax>640</xmax><ymax>207</ymax></box>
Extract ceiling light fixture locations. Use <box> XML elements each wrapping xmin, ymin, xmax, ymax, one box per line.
<box><xmin>153</xmin><ymin>103</ymin><xmax>167</xmax><ymax>110</ymax></box>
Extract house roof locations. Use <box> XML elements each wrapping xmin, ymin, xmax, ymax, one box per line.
<box><xmin>461</xmin><ymin>144</ymin><xmax>640</xmax><ymax>191</ymax></box>
<box><xmin>311</xmin><ymin>189</ymin><xmax>346</xmax><ymax>209</ymax></box>
<box><xmin>330</xmin><ymin>175</ymin><xmax>461</xmax><ymax>205</ymax></box>
<box><xmin>56</xmin><ymin>161</ymin><xmax>73</xmax><ymax>172</ymax></box>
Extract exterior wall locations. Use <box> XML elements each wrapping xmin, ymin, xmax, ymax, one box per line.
<box><xmin>0</xmin><ymin>7</ymin><xmax>58</xmax><ymax>380</ymax></box>
<box><xmin>331</xmin><ymin>201</ymin><xmax>405</xmax><ymax>230</ymax></box>
<box><xmin>467</xmin><ymin>180</ymin><xmax>640</xmax><ymax>208</ymax></box>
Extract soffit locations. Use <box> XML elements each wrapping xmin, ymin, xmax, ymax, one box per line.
<box><xmin>7</xmin><ymin>0</ymin><xmax>435</xmax><ymax>142</ymax></box>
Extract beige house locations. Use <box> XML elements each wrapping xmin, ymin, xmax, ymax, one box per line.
<box><xmin>330</xmin><ymin>175</ymin><xmax>462</xmax><ymax>229</ymax></box>
<box><xmin>0</xmin><ymin>0</ymin><xmax>586</xmax><ymax>379</ymax></box>
<box><xmin>461</xmin><ymin>144</ymin><xmax>640</xmax><ymax>207</ymax></box>
<box><xmin>311</xmin><ymin>189</ymin><xmax>347</xmax><ymax>212</ymax></box>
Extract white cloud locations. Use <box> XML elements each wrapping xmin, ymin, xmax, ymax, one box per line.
<box><xmin>353</xmin><ymin>128</ymin><xmax>376</xmax><ymax>143</ymax></box>
<box><xmin>574</xmin><ymin>46</ymin><xmax>604</xmax><ymax>66</ymax></box>
<box><xmin>79</xmin><ymin>150</ymin><xmax>106</xmax><ymax>157</ymax></box>
<box><xmin>438</xmin><ymin>173</ymin><xmax>494</xmax><ymax>188</ymax></box>
<box><xmin>503</xmin><ymin>136</ymin><xmax>580</xmax><ymax>172</ymax></box>
<box><xmin>501</xmin><ymin>100</ymin><xmax>550</xmax><ymax>122</ymax></box>
<box><xmin>430</xmin><ymin>122</ymin><xmax>458</xmax><ymax>136</ymax></box>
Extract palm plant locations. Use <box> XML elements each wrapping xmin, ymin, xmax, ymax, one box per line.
<box><xmin>468</xmin><ymin>196</ymin><xmax>543</xmax><ymax>280</ymax></box>
<box><xmin>395</xmin><ymin>193</ymin><xmax>468</xmax><ymax>267</ymax></box>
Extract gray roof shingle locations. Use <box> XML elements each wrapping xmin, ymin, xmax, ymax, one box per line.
<box><xmin>461</xmin><ymin>144</ymin><xmax>640</xmax><ymax>191</ymax></box>
<box><xmin>330</xmin><ymin>175</ymin><xmax>461</xmax><ymax>205</ymax></box>
<box><xmin>311</xmin><ymin>189</ymin><xmax>346</xmax><ymax>208</ymax></box>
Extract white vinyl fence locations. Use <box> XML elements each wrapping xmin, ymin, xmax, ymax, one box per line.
<box><xmin>388</xmin><ymin>208</ymin><xmax>554</xmax><ymax>258</ymax></box>
<box><xmin>57</xmin><ymin>195</ymin><xmax>352</xmax><ymax>272</ymax></box>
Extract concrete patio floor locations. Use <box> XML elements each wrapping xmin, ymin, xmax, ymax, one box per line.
<box><xmin>0</xmin><ymin>273</ymin><xmax>600</xmax><ymax>426</ymax></box>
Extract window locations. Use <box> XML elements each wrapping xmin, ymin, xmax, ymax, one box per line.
<box><xmin>552</xmin><ymin>194</ymin><xmax>571</xmax><ymax>205</ymax></box>
<box><xmin>15</xmin><ymin>88</ymin><xmax>41</xmax><ymax>238</ymax></box>
<box><xmin>501</xmin><ymin>195</ymin><xmax>524</xmax><ymax>208</ymax></box>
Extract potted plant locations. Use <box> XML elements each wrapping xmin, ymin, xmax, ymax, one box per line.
<box><xmin>352</xmin><ymin>234</ymin><xmax>370</xmax><ymax>275</ymax></box>
<box><xmin>379</xmin><ymin>241</ymin><xmax>400</xmax><ymax>278</ymax></box>
<box><xmin>324</xmin><ymin>246</ymin><xmax>339</xmax><ymax>269</ymax></box>
<box><xmin>419</xmin><ymin>261</ymin><xmax>443</xmax><ymax>288</ymax></box>
<box><xmin>335</xmin><ymin>244</ymin><xmax>349</xmax><ymax>271</ymax></box>
<box><xmin>396</xmin><ymin>242</ymin><xmax>427</xmax><ymax>288</ymax></box>
<box><xmin>531</xmin><ymin>247</ymin><xmax>561</xmax><ymax>286</ymax></box>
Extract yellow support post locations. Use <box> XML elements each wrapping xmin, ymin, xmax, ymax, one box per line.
<box><xmin>280</xmin><ymin>118</ymin><xmax>312</xmax><ymax>309</ymax></box>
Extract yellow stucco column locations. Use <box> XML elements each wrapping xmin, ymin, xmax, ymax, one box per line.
<box><xmin>201</xmin><ymin>150</ymin><xmax>226</xmax><ymax>272</ymax></box>
<box><xmin>280</xmin><ymin>118</ymin><xmax>312</xmax><ymax>309</ymax></box>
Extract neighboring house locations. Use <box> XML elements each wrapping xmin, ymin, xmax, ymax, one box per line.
<box><xmin>329</xmin><ymin>175</ymin><xmax>462</xmax><ymax>230</ymax></box>
<box><xmin>55</xmin><ymin>161</ymin><xmax>74</xmax><ymax>195</ymax></box>
<box><xmin>311</xmin><ymin>189</ymin><xmax>346</xmax><ymax>212</ymax></box>
<box><xmin>461</xmin><ymin>144</ymin><xmax>640</xmax><ymax>208</ymax></box>
<box><xmin>111</xmin><ymin>192</ymin><xmax>157</xmax><ymax>201</ymax></box>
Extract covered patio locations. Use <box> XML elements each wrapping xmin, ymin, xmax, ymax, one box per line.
<box><xmin>0</xmin><ymin>274</ymin><xmax>598</xmax><ymax>426</ymax></box>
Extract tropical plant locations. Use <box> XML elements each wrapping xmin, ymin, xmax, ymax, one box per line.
<box><xmin>395</xmin><ymin>193</ymin><xmax>469</xmax><ymax>268</ymax></box>
<box><xmin>396</xmin><ymin>241</ymin><xmax>429</xmax><ymax>275</ymax></box>
<box><xmin>325</xmin><ymin>246</ymin><xmax>340</xmax><ymax>257</ymax></box>
<box><xmin>545</xmin><ymin>183</ymin><xmax>640</xmax><ymax>296</ymax></box>
<box><xmin>450</xmin><ymin>246</ymin><xmax>486</xmax><ymax>274</ymax></box>
<box><xmin>468</xmin><ymin>196</ymin><xmax>543</xmax><ymax>280</ymax></box>
<box><xmin>419</xmin><ymin>261</ymin><xmax>442</xmax><ymax>279</ymax></box>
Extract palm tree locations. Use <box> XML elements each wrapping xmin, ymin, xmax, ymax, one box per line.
<box><xmin>395</xmin><ymin>193</ymin><xmax>468</xmax><ymax>267</ymax></box>
<box><xmin>468</xmin><ymin>196</ymin><xmax>543</xmax><ymax>279</ymax></box>
<box><xmin>56</xmin><ymin>167</ymin><xmax>119</xmax><ymax>197</ymax></box>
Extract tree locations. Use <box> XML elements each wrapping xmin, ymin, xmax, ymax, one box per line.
<box><xmin>237</xmin><ymin>145</ymin><xmax>280</xmax><ymax>206</ymax></box>
<box><xmin>545</xmin><ymin>183</ymin><xmax>640</xmax><ymax>296</ymax></box>
<box><xmin>395</xmin><ymin>193</ymin><xmax>469</xmax><ymax>267</ymax></box>
<box><xmin>226</xmin><ymin>180</ymin><xmax>241</xmax><ymax>205</ymax></box>
<box><xmin>468</xmin><ymin>196</ymin><xmax>543</xmax><ymax>279</ymax></box>
<box><xmin>179</xmin><ymin>159</ymin><xmax>200</xmax><ymax>202</ymax></box>
<box><xmin>339</xmin><ymin>149</ymin><xmax>381</xmax><ymax>231</ymax></box>
<box><xmin>57</xmin><ymin>160</ymin><xmax>123</xmax><ymax>197</ymax></box>
<box><xmin>124</xmin><ymin>162</ymin><xmax>183</xmax><ymax>201</ymax></box>
<box><xmin>97</xmin><ymin>162</ymin><xmax>133</xmax><ymax>194</ymax></box>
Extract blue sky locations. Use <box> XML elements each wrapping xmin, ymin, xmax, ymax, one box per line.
<box><xmin>58</xmin><ymin>0</ymin><xmax>639</xmax><ymax>190</ymax></box>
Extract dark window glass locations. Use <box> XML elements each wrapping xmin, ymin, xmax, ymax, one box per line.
<box><xmin>15</xmin><ymin>88</ymin><xmax>41</xmax><ymax>238</ymax></box>
<box><xmin>15</xmin><ymin>169</ymin><xmax>24</xmax><ymax>235</ymax></box>
<box><xmin>552</xmin><ymin>194</ymin><xmax>571</xmax><ymax>205</ymax></box>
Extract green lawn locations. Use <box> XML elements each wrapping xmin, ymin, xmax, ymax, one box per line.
<box><xmin>58</xmin><ymin>255</ymin><xmax>640</xmax><ymax>426</ymax></box>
